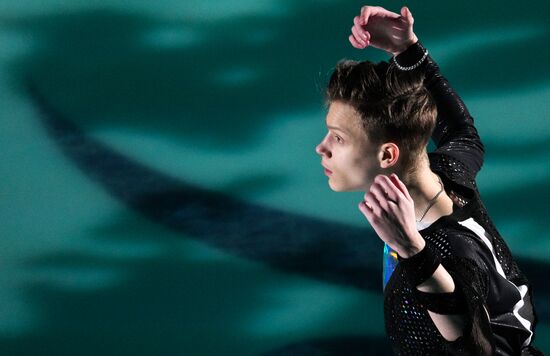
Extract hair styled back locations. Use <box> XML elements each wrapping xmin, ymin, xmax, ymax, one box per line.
<box><xmin>325</xmin><ymin>59</ymin><xmax>437</xmax><ymax>171</ymax></box>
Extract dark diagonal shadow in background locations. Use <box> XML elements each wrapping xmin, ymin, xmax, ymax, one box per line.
<box><xmin>26</xmin><ymin>83</ymin><xmax>382</xmax><ymax>292</ymax></box>
<box><xmin>21</xmin><ymin>78</ymin><xmax>549</xmax><ymax>355</ymax></box>
<box><xmin>21</xmin><ymin>83</ymin><xmax>394</xmax><ymax>355</ymax></box>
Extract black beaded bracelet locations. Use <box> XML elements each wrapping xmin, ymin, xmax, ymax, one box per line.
<box><xmin>398</xmin><ymin>243</ymin><xmax>441</xmax><ymax>287</ymax></box>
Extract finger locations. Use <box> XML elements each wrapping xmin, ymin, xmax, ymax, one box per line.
<box><xmin>349</xmin><ymin>34</ymin><xmax>365</xmax><ymax>49</ymax></box>
<box><xmin>359</xmin><ymin>6</ymin><xmax>376</xmax><ymax>26</ymax></box>
<box><xmin>351</xmin><ymin>26</ymin><xmax>368</xmax><ymax>46</ymax></box>
<box><xmin>358</xmin><ymin>199</ymin><xmax>380</xmax><ymax>226</ymax></box>
<box><xmin>390</xmin><ymin>173</ymin><xmax>412</xmax><ymax>201</ymax></box>
<box><xmin>353</xmin><ymin>15</ymin><xmax>362</xmax><ymax>28</ymax></box>
<box><xmin>360</xmin><ymin>5</ymin><xmax>400</xmax><ymax>25</ymax></box>
<box><xmin>369</xmin><ymin>182</ymin><xmax>392</xmax><ymax>213</ymax></box>
<box><xmin>358</xmin><ymin>200</ymin><xmax>373</xmax><ymax>219</ymax></box>
<box><xmin>374</xmin><ymin>175</ymin><xmax>404</xmax><ymax>204</ymax></box>
<box><xmin>351</xmin><ymin>25</ymin><xmax>365</xmax><ymax>45</ymax></box>
<box><xmin>400</xmin><ymin>6</ymin><xmax>414</xmax><ymax>25</ymax></box>
<box><xmin>386</xmin><ymin>199</ymin><xmax>401</xmax><ymax>216</ymax></box>
<box><xmin>353</xmin><ymin>17</ymin><xmax>371</xmax><ymax>41</ymax></box>
<box><xmin>365</xmin><ymin>30</ymin><xmax>371</xmax><ymax>41</ymax></box>
<box><xmin>364</xmin><ymin>191</ymin><xmax>383</xmax><ymax>217</ymax></box>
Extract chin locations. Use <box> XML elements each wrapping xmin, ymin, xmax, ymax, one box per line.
<box><xmin>328</xmin><ymin>181</ymin><xmax>356</xmax><ymax>192</ymax></box>
<box><xmin>328</xmin><ymin>181</ymin><xmax>341</xmax><ymax>192</ymax></box>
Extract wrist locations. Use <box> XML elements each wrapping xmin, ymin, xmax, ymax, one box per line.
<box><xmin>392</xmin><ymin>38</ymin><xmax>428</xmax><ymax>71</ymax></box>
<box><xmin>393</xmin><ymin>34</ymin><xmax>419</xmax><ymax>57</ymax></box>
<box><xmin>398</xmin><ymin>242</ymin><xmax>441</xmax><ymax>287</ymax></box>
<box><xmin>397</xmin><ymin>233</ymin><xmax>426</xmax><ymax>259</ymax></box>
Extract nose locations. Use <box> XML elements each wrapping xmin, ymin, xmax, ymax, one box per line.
<box><xmin>315</xmin><ymin>139</ymin><xmax>331</xmax><ymax>158</ymax></box>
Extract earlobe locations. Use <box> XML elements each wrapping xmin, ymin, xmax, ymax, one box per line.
<box><xmin>379</xmin><ymin>143</ymin><xmax>399</xmax><ymax>168</ymax></box>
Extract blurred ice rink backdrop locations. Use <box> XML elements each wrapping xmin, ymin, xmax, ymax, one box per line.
<box><xmin>0</xmin><ymin>0</ymin><xmax>549</xmax><ymax>355</ymax></box>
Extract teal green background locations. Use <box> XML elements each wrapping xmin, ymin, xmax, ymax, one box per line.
<box><xmin>0</xmin><ymin>0</ymin><xmax>548</xmax><ymax>354</ymax></box>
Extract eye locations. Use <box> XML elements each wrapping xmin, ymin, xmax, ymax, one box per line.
<box><xmin>333</xmin><ymin>135</ymin><xmax>343</xmax><ymax>143</ymax></box>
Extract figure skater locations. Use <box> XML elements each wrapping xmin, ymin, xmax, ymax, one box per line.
<box><xmin>315</xmin><ymin>5</ymin><xmax>542</xmax><ymax>355</ymax></box>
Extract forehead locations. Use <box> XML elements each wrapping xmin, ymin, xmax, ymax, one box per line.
<box><xmin>326</xmin><ymin>101</ymin><xmax>364</xmax><ymax>135</ymax></box>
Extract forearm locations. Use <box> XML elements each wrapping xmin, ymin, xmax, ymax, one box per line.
<box><xmin>417</xmin><ymin>264</ymin><xmax>468</xmax><ymax>341</ymax></box>
<box><xmin>391</xmin><ymin>33</ymin><xmax>418</xmax><ymax>57</ymax></box>
<box><xmin>394</xmin><ymin>41</ymin><xmax>483</xmax><ymax>149</ymax></box>
<box><xmin>400</xmin><ymin>242</ymin><xmax>468</xmax><ymax>341</ymax></box>
<box><xmin>393</xmin><ymin>39</ymin><xmax>485</xmax><ymax>175</ymax></box>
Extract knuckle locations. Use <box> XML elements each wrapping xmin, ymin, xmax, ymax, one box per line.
<box><xmin>368</xmin><ymin>188</ymin><xmax>377</xmax><ymax>197</ymax></box>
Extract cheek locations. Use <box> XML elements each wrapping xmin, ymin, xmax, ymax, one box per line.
<box><xmin>340</xmin><ymin>154</ymin><xmax>371</xmax><ymax>180</ymax></box>
<box><xmin>349</xmin><ymin>151</ymin><xmax>372</xmax><ymax>171</ymax></box>
<box><xmin>351</xmin><ymin>151</ymin><xmax>379</xmax><ymax>179</ymax></box>
<box><xmin>334</xmin><ymin>145</ymin><xmax>374</xmax><ymax>175</ymax></box>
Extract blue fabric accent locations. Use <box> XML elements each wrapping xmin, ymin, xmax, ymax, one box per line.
<box><xmin>383</xmin><ymin>243</ymin><xmax>399</xmax><ymax>290</ymax></box>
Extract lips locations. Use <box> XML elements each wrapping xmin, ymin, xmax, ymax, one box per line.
<box><xmin>322</xmin><ymin>164</ymin><xmax>333</xmax><ymax>175</ymax></box>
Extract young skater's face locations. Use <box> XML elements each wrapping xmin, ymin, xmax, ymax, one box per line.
<box><xmin>315</xmin><ymin>101</ymin><xmax>382</xmax><ymax>192</ymax></box>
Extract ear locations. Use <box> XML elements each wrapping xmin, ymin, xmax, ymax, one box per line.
<box><xmin>378</xmin><ymin>143</ymin><xmax>400</xmax><ymax>168</ymax></box>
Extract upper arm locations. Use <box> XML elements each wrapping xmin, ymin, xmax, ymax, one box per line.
<box><xmin>438</xmin><ymin>230</ymin><xmax>494</xmax><ymax>355</ymax></box>
<box><xmin>427</xmin><ymin>68</ymin><xmax>485</xmax><ymax>177</ymax></box>
<box><xmin>413</xmin><ymin>229</ymin><xmax>495</xmax><ymax>355</ymax></box>
<box><xmin>394</xmin><ymin>41</ymin><xmax>485</xmax><ymax>178</ymax></box>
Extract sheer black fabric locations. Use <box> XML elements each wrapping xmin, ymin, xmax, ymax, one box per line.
<box><xmin>383</xmin><ymin>41</ymin><xmax>542</xmax><ymax>355</ymax></box>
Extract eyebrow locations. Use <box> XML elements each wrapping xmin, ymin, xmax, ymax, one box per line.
<box><xmin>327</xmin><ymin>125</ymin><xmax>350</xmax><ymax>135</ymax></box>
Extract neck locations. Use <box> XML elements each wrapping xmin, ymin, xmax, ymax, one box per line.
<box><xmin>401</xmin><ymin>160</ymin><xmax>454</xmax><ymax>226</ymax></box>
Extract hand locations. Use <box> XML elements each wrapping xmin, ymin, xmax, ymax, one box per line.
<box><xmin>358</xmin><ymin>173</ymin><xmax>425</xmax><ymax>258</ymax></box>
<box><xmin>349</xmin><ymin>5</ymin><xmax>418</xmax><ymax>56</ymax></box>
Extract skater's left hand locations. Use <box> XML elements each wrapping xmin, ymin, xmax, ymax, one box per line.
<box><xmin>349</xmin><ymin>5</ymin><xmax>418</xmax><ymax>56</ymax></box>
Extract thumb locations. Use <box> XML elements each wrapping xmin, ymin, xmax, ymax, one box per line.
<box><xmin>400</xmin><ymin>6</ymin><xmax>414</xmax><ymax>24</ymax></box>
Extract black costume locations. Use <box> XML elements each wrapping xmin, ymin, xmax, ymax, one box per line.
<box><xmin>382</xmin><ymin>41</ymin><xmax>542</xmax><ymax>355</ymax></box>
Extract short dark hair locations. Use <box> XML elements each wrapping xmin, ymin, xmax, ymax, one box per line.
<box><xmin>325</xmin><ymin>59</ymin><xmax>437</xmax><ymax>171</ymax></box>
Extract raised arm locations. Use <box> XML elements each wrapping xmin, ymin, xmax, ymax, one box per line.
<box><xmin>394</xmin><ymin>41</ymin><xmax>485</xmax><ymax>177</ymax></box>
<box><xmin>350</xmin><ymin>5</ymin><xmax>485</xmax><ymax>179</ymax></box>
